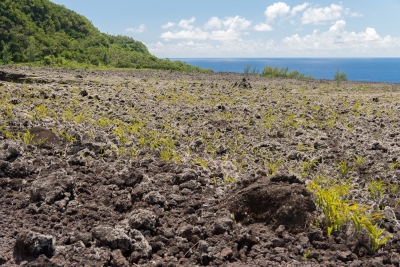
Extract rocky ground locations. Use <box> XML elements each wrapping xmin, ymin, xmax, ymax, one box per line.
<box><xmin>1</xmin><ymin>66</ymin><xmax>400</xmax><ymax>266</ymax></box>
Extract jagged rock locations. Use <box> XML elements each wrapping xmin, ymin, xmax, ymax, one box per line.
<box><xmin>128</xmin><ymin>209</ymin><xmax>157</xmax><ymax>230</ymax></box>
<box><xmin>14</xmin><ymin>231</ymin><xmax>56</xmax><ymax>263</ymax></box>
<box><xmin>92</xmin><ymin>226</ymin><xmax>131</xmax><ymax>253</ymax></box>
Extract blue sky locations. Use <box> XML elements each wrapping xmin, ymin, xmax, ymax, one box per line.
<box><xmin>50</xmin><ymin>0</ymin><xmax>400</xmax><ymax>58</ymax></box>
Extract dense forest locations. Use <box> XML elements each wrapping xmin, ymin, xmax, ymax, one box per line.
<box><xmin>0</xmin><ymin>0</ymin><xmax>211</xmax><ymax>71</ymax></box>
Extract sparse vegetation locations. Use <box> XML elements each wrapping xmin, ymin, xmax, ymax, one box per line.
<box><xmin>261</xmin><ymin>66</ymin><xmax>313</xmax><ymax>79</ymax></box>
<box><xmin>0</xmin><ymin>66</ymin><xmax>399</xmax><ymax>264</ymax></box>
<box><xmin>334</xmin><ymin>69</ymin><xmax>347</xmax><ymax>86</ymax></box>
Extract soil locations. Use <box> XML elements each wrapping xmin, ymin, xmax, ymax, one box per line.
<box><xmin>1</xmin><ymin>66</ymin><xmax>400</xmax><ymax>266</ymax></box>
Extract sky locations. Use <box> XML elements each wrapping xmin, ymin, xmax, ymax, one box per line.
<box><xmin>50</xmin><ymin>0</ymin><xmax>400</xmax><ymax>58</ymax></box>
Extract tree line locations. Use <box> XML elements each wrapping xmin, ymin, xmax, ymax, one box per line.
<box><xmin>0</xmin><ymin>0</ymin><xmax>211</xmax><ymax>72</ymax></box>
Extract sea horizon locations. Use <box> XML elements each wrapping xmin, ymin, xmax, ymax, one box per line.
<box><xmin>170</xmin><ymin>57</ymin><xmax>400</xmax><ymax>84</ymax></box>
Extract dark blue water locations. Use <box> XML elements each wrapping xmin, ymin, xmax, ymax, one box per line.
<box><xmin>171</xmin><ymin>58</ymin><xmax>400</xmax><ymax>83</ymax></box>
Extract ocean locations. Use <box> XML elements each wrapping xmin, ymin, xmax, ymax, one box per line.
<box><xmin>171</xmin><ymin>58</ymin><xmax>400</xmax><ymax>84</ymax></box>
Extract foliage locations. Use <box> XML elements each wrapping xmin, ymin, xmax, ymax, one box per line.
<box><xmin>265</xmin><ymin>158</ymin><xmax>283</xmax><ymax>175</ymax></box>
<box><xmin>60</xmin><ymin>129</ymin><xmax>77</xmax><ymax>142</ymax></box>
<box><xmin>361</xmin><ymin>216</ymin><xmax>392</xmax><ymax>253</ymax></box>
<box><xmin>0</xmin><ymin>0</ymin><xmax>212</xmax><ymax>72</ymax></box>
<box><xmin>367</xmin><ymin>180</ymin><xmax>386</xmax><ymax>200</ymax></box>
<box><xmin>1</xmin><ymin>41</ymin><xmax>12</xmax><ymax>64</ymax></box>
<box><xmin>334</xmin><ymin>69</ymin><xmax>347</xmax><ymax>86</ymax></box>
<box><xmin>336</xmin><ymin>160</ymin><xmax>351</xmax><ymax>178</ymax></box>
<box><xmin>260</xmin><ymin>66</ymin><xmax>313</xmax><ymax>79</ymax></box>
<box><xmin>308</xmin><ymin>177</ymin><xmax>391</xmax><ymax>253</ymax></box>
<box><xmin>308</xmin><ymin>178</ymin><xmax>354</xmax><ymax>235</ymax></box>
<box><xmin>243</xmin><ymin>64</ymin><xmax>259</xmax><ymax>74</ymax></box>
<box><xmin>21</xmin><ymin>129</ymin><xmax>36</xmax><ymax>145</ymax></box>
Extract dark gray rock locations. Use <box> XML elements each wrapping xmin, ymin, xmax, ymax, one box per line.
<box><xmin>92</xmin><ymin>226</ymin><xmax>131</xmax><ymax>253</ymax></box>
<box><xmin>14</xmin><ymin>231</ymin><xmax>56</xmax><ymax>263</ymax></box>
<box><xmin>128</xmin><ymin>209</ymin><xmax>157</xmax><ymax>231</ymax></box>
<box><xmin>143</xmin><ymin>191</ymin><xmax>165</xmax><ymax>205</ymax></box>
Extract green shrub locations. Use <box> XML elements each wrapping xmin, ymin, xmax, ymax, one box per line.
<box><xmin>334</xmin><ymin>69</ymin><xmax>347</xmax><ymax>86</ymax></box>
<box><xmin>261</xmin><ymin>66</ymin><xmax>313</xmax><ymax>79</ymax></box>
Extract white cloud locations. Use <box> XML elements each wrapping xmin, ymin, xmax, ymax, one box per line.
<box><xmin>162</xmin><ymin>22</ymin><xmax>175</xmax><ymax>29</ymax></box>
<box><xmin>281</xmin><ymin>26</ymin><xmax>399</xmax><ymax>55</ymax></box>
<box><xmin>148</xmin><ymin>39</ymin><xmax>277</xmax><ymax>58</ymax></box>
<box><xmin>161</xmin><ymin>16</ymin><xmax>251</xmax><ymax>41</ymax></box>
<box><xmin>222</xmin><ymin>16</ymin><xmax>251</xmax><ymax>30</ymax></box>
<box><xmin>210</xmin><ymin>29</ymin><xmax>240</xmax><ymax>41</ymax></box>
<box><xmin>126</xmin><ymin>24</ymin><xmax>145</xmax><ymax>33</ymax></box>
<box><xmin>254</xmin><ymin>23</ymin><xmax>273</xmax><ymax>32</ymax></box>
<box><xmin>302</xmin><ymin>4</ymin><xmax>343</xmax><ymax>24</ymax></box>
<box><xmin>349</xmin><ymin>12</ymin><xmax>363</xmax><ymax>18</ymax></box>
<box><xmin>329</xmin><ymin>20</ymin><xmax>346</xmax><ymax>32</ymax></box>
<box><xmin>362</xmin><ymin>28</ymin><xmax>380</xmax><ymax>41</ymax></box>
<box><xmin>178</xmin><ymin>17</ymin><xmax>196</xmax><ymax>30</ymax></box>
<box><xmin>291</xmin><ymin>3</ymin><xmax>309</xmax><ymax>16</ymax></box>
<box><xmin>161</xmin><ymin>29</ymin><xmax>209</xmax><ymax>40</ymax></box>
<box><xmin>152</xmin><ymin>24</ymin><xmax>400</xmax><ymax>58</ymax></box>
<box><xmin>265</xmin><ymin>2</ymin><xmax>290</xmax><ymax>22</ymax></box>
<box><xmin>204</xmin><ymin>17</ymin><xmax>222</xmax><ymax>30</ymax></box>
<box><xmin>256</xmin><ymin>2</ymin><xmax>308</xmax><ymax>31</ymax></box>
<box><xmin>255</xmin><ymin>2</ymin><xmax>362</xmax><ymax>32</ymax></box>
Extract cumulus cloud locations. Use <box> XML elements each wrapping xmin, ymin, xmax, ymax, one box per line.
<box><xmin>161</xmin><ymin>29</ymin><xmax>208</xmax><ymax>40</ymax></box>
<box><xmin>152</xmin><ymin>22</ymin><xmax>400</xmax><ymax>57</ymax></box>
<box><xmin>209</xmin><ymin>29</ymin><xmax>241</xmax><ymax>41</ymax></box>
<box><xmin>161</xmin><ymin>16</ymin><xmax>251</xmax><ymax>41</ymax></box>
<box><xmin>204</xmin><ymin>17</ymin><xmax>222</xmax><ymax>30</ymax></box>
<box><xmin>126</xmin><ymin>24</ymin><xmax>145</xmax><ymax>33</ymax></box>
<box><xmin>223</xmin><ymin>16</ymin><xmax>251</xmax><ymax>30</ymax></box>
<box><xmin>291</xmin><ymin>3</ymin><xmax>309</xmax><ymax>16</ymax></box>
<box><xmin>265</xmin><ymin>2</ymin><xmax>290</xmax><ymax>22</ymax></box>
<box><xmin>302</xmin><ymin>4</ymin><xmax>343</xmax><ymax>24</ymax></box>
<box><xmin>256</xmin><ymin>2</ymin><xmax>308</xmax><ymax>31</ymax></box>
<box><xmin>255</xmin><ymin>2</ymin><xmax>362</xmax><ymax>31</ymax></box>
<box><xmin>162</xmin><ymin>22</ymin><xmax>175</xmax><ymax>29</ymax></box>
<box><xmin>147</xmin><ymin>39</ymin><xmax>277</xmax><ymax>58</ymax></box>
<box><xmin>178</xmin><ymin>17</ymin><xmax>196</xmax><ymax>30</ymax></box>
<box><xmin>281</xmin><ymin>24</ymin><xmax>398</xmax><ymax>55</ymax></box>
<box><xmin>329</xmin><ymin>20</ymin><xmax>346</xmax><ymax>32</ymax></box>
<box><xmin>254</xmin><ymin>23</ymin><xmax>273</xmax><ymax>32</ymax></box>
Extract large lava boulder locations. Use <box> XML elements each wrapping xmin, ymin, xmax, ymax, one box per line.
<box><xmin>228</xmin><ymin>172</ymin><xmax>316</xmax><ymax>233</ymax></box>
<box><xmin>13</xmin><ymin>231</ymin><xmax>56</xmax><ymax>263</ymax></box>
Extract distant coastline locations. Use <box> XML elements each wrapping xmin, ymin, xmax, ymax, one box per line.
<box><xmin>171</xmin><ymin>58</ymin><xmax>400</xmax><ymax>83</ymax></box>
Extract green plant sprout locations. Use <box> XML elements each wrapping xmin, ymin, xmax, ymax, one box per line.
<box><xmin>265</xmin><ymin>159</ymin><xmax>283</xmax><ymax>176</ymax></box>
<box><xmin>389</xmin><ymin>161</ymin><xmax>399</xmax><ymax>170</ymax></box>
<box><xmin>308</xmin><ymin>179</ymin><xmax>353</xmax><ymax>235</ymax></box>
<box><xmin>367</xmin><ymin>180</ymin><xmax>386</xmax><ymax>200</ymax></box>
<box><xmin>361</xmin><ymin>216</ymin><xmax>392</xmax><ymax>253</ymax></box>
<box><xmin>192</xmin><ymin>158</ymin><xmax>208</xmax><ymax>168</ymax></box>
<box><xmin>352</xmin><ymin>155</ymin><xmax>365</xmax><ymax>169</ymax></box>
<box><xmin>303</xmin><ymin>249</ymin><xmax>311</xmax><ymax>258</ymax></box>
<box><xmin>336</xmin><ymin>161</ymin><xmax>351</xmax><ymax>178</ymax></box>
<box><xmin>0</xmin><ymin>124</ymin><xmax>15</xmax><ymax>139</ymax></box>
<box><xmin>60</xmin><ymin>130</ymin><xmax>77</xmax><ymax>143</ymax></box>
<box><xmin>388</xmin><ymin>183</ymin><xmax>399</xmax><ymax>195</ymax></box>
<box><xmin>21</xmin><ymin>130</ymin><xmax>37</xmax><ymax>145</ymax></box>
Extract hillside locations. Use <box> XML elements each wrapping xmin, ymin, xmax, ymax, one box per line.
<box><xmin>0</xmin><ymin>0</ymin><xmax>210</xmax><ymax>71</ymax></box>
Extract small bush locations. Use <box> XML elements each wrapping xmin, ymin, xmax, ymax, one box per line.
<box><xmin>334</xmin><ymin>69</ymin><xmax>347</xmax><ymax>86</ymax></box>
<box><xmin>261</xmin><ymin>66</ymin><xmax>313</xmax><ymax>79</ymax></box>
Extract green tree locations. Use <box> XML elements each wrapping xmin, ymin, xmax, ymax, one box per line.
<box><xmin>0</xmin><ymin>0</ymin><xmax>211</xmax><ymax>72</ymax></box>
<box><xmin>1</xmin><ymin>41</ymin><xmax>12</xmax><ymax>64</ymax></box>
<box><xmin>334</xmin><ymin>69</ymin><xmax>347</xmax><ymax>87</ymax></box>
<box><xmin>27</xmin><ymin>36</ymin><xmax>37</xmax><ymax>62</ymax></box>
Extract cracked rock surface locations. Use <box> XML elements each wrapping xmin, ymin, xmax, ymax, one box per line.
<box><xmin>1</xmin><ymin>66</ymin><xmax>400</xmax><ymax>266</ymax></box>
